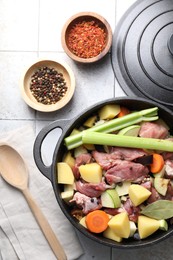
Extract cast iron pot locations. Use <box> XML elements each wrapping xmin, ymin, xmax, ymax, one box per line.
<box><xmin>33</xmin><ymin>97</ymin><xmax>173</xmax><ymax>249</ymax></box>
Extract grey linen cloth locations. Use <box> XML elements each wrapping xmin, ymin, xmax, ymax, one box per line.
<box><xmin>0</xmin><ymin>126</ymin><xmax>84</xmax><ymax>260</ymax></box>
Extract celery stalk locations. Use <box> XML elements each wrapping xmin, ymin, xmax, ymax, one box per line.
<box><xmin>64</xmin><ymin>107</ymin><xmax>158</xmax><ymax>150</ymax></box>
<box><xmin>82</xmin><ymin>132</ymin><xmax>173</xmax><ymax>152</ymax></box>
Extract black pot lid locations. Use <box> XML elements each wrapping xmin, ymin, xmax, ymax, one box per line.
<box><xmin>112</xmin><ymin>0</ymin><xmax>173</xmax><ymax>110</ymax></box>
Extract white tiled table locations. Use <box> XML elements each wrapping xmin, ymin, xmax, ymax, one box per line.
<box><xmin>1</xmin><ymin>0</ymin><xmax>173</xmax><ymax>259</ymax></box>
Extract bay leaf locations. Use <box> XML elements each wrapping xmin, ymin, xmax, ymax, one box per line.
<box><xmin>141</xmin><ymin>200</ymin><xmax>173</xmax><ymax>220</ymax></box>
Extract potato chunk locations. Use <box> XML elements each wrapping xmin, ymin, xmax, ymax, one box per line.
<box><xmin>98</xmin><ymin>104</ymin><xmax>120</xmax><ymax>120</ymax></box>
<box><xmin>79</xmin><ymin>163</ymin><xmax>102</xmax><ymax>183</ymax></box>
<box><xmin>61</xmin><ymin>190</ymin><xmax>74</xmax><ymax>202</ymax></box>
<box><xmin>108</xmin><ymin>212</ymin><xmax>130</xmax><ymax>238</ymax></box>
<box><xmin>62</xmin><ymin>151</ymin><xmax>75</xmax><ymax>169</ymax></box>
<box><xmin>83</xmin><ymin>115</ymin><xmax>97</xmax><ymax>128</ymax></box>
<box><xmin>57</xmin><ymin>162</ymin><xmax>74</xmax><ymax>184</ymax></box>
<box><xmin>79</xmin><ymin>216</ymin><xmax>87</xmax><ymax>228</ymax></box>
<box><xmin>138</xmin><ymin>216</ymin><xmax>160</xmax><ymax>239</ymax></box>
<box><xmin>61</xmin><ymin>184</ymin><xmax>74</xmax><ymax>202</ymax></box>
<box><xmin>129</xmin><ymin>184</ymin><xmax>151</xmax><ymax>206</ymax></box>
<box><xmin>103</xmin><ymin>226</ymin><xmax>122</xmax><ymax>242</ymax></box>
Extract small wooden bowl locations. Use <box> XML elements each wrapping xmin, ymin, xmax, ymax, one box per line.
<box><xmin>61</xmin><ymin>12</ymin><xmax>112</xmax><ymax>63</ymax></box>
<box><xmin>20</xmin><ymin>59</ymin><xmax>75</xmax><ymax>112</ymax></box>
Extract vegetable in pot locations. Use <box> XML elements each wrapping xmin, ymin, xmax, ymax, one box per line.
<box><xmin>58</xmin><ymin>104</ymin><xmax>173</xmax><ymax>243</ymax></box>
<box><xmin>85</xmin><ymin>210</ymin><xmax>109</xmax><ymax>233</ymax></box>
<box><xmin>64</xmin><ymin>107</ymin><xmax>159</xmax><ymax>150</ymax></box>
<box><xmin>82</xmin><ymin>132</ymin><xmax>173</xmax><ymax>152</ymax></box>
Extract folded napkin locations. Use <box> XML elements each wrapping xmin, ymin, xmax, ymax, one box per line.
<box><xmin>0</xmin><ymin>126</ymin><xmax>84</xmax><ymax>260</ymax></box>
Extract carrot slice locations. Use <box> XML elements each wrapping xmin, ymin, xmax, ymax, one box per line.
<box><xmin>85</xmin><ymin>210</ymin><xmax>109</xmax><ymax>233</ymax></box>
<box><xmin>150</xmin><ymin>153</ymin><xmax>165</xmax><ymax>174</ymax></box>
<box><xmin>118</xmin><ymin>106</ymin><xmax>130</xmax><ymax>117</ymax></box>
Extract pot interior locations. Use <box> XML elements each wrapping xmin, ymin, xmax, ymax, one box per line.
<box><xmin>52</xmin><ymin>97</ymin><xmax>173</xmax><ymax>248</ymax></box>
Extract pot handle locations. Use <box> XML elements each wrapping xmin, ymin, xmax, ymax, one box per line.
<box><xmin>33</xmin><ymin>119</ymin><xmax>70</xmax><ymax>181</ymax></box>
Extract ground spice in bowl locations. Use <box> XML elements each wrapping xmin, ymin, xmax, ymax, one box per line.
<box><xmin>67</xmin><ymin>20</ymin><xmax>107</xmax><ymax>59</ymax></box>
<box><xmin>30</xmin><ymin>66</ymin><xmax>68</xmax><ymax>105</ymax></box>
<box><xmin>62</xmin><ymin>12</ymin><xmax>112</xmax><ymax>63</ymax></box>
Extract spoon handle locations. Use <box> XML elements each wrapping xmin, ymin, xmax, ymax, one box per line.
<box><xmin>22</xmin><ymin>188</ymin><xmax>67</xmax><ymax>260</ymax></box>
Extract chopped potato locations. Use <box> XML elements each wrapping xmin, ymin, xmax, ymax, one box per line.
<box><xmin>108</xmin><ymin>212</ymin><xmax>130</xmax><ymax>238</ymax></box>
<box><xmin>129</xmin><ymin>184</ymin><xmax>151</xmax><ymax>206</ymax></box>
<box><xmin>79</xmin><ymin>163</ymin><xmax>102</xmax><ymax>183</ymax></box>
<box><xmin>98</xmin><ymin>104</ymin><xmax>120</xmax><ymax>120</ymax></box>
<box><xmin>57</xmin><ymin>162</ymin><xmax>74</xmax><ymax>184</ymax></box>
<box><xmin>138</xmin><ymin>216</ymin><xmax>160</xmax><ymax>239</ymax></box>
<box><xmin>103</xmin><ymin>227</ymin><xmax>122</xmax><ymax>242</ymax></box>
<box><xmin>83</xmin><ymin>115</ymin><xmax>97</xmax><ymax>128</ymax></box>
<box><xmin>62</xmin><ymin>151</ymin><xmax>75</xmax><ymax>169</ymax></box>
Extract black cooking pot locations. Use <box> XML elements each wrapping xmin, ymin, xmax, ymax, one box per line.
<box><xmin>33</xmin><ymin>97</ymin><xmax>173</xmax><ymax>249</ymax></box>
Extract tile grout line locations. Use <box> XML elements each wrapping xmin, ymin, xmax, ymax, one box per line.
<box><xmin>37</xmin><ymin>0</ymin><xmax>41</xmax><ymax>56</ymax></box>
<box><xmin>112</xmin><ymin>0</ymin><xmax>118</xmax><ymax>100</ymax></box>
<box><xmin>35</xmin><ymin>0</ymin><xmax>41</xmax><ymax>134</ymax></box>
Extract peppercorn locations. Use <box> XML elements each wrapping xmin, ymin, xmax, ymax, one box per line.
<box><xmin>67</xmin><ymin>20</ymin><xmax>107</xmax><ymax>59</ymax></box>
<box><xmin>30</xmin><ymin>67</ymin><xmax>68</xmax><ymax>105</ymax></box>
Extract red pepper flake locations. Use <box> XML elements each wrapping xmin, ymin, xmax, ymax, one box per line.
<box><xmin>67</xmin><ymin>20</ymin><xmax>107</xmax><ymax>59</ymax></box>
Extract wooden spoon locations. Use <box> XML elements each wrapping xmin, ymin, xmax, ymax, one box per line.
<box><xmin>0</xmin><ymin>144</ymin><xmax>67</xmax><ymax>260</ymax></box>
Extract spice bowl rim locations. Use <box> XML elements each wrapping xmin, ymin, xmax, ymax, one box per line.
<box><xmin>61</xmin><ymin>11</ymin><xmax>113</xmax><ymax>63</ymax></box>
<box><xmin>20</xmin><ymin>58</ymin><xmax>75</xmax><ymax>112</ymax></box>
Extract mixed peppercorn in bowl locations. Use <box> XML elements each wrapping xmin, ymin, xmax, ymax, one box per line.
<box><xmin>20</xmin><ymin>59</ymin><xmax>75</xmax><ymax>112</ymax></box>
